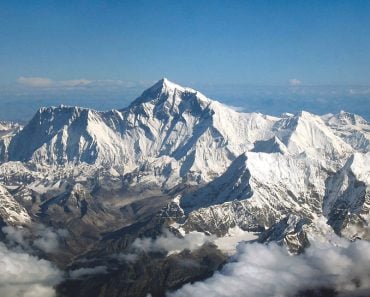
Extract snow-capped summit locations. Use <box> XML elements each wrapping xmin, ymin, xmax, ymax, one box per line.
<box><xmin>126</xmin><ymin>78</ymin><xmax>212</xmax><ymax>122</ymax></box>
<box><xmin>129</xmin><ymin>78</ymin><xmax>205</xmax><ymax>107</ymax></box>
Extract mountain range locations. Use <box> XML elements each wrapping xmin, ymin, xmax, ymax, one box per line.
<box><xmin>1</xmin><ymin>78</ymin><xmax>370</xmax><ymax>297</ymax></box>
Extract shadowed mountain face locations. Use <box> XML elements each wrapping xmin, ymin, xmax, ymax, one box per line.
<box><xmin>1</xmin><ymin>79</ymin><xmax>370</xmax><ymax>297</ymax></box>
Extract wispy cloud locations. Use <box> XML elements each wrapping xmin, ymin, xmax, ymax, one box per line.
<box><xmin>289</xmin><ymin>78</ymin><xmax>302</xmax><ymax>86</ymax></box>
<box><xmin>17</xmin><ymin>77</ymin><xmax>92</xmax><ymax>88</ymax></box>
<box><xmin>132</xmin><ymin>229</ymin><xmax>213</xmax><ymax>255</ymax></box>
<box><xmin>16</xmin><ymin>76</ymin><xmax>149</xmax><ymax>90</ymax></box>
<box><xmin>69</xmin><ymin>266</ymin><xmax>108</xmax><ymax>279</ymax></box>
<box><xmin>348</xmin><ymin>88</ymin><xmax>370</xmax><ymax>95</ymax></box>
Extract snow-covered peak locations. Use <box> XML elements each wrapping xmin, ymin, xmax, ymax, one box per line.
<box><xmin>128</xmin><ymin>78</ymin><xmax>210</xmax><ymax>111</ymax></box>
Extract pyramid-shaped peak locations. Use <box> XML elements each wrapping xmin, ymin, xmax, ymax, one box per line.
<box><xmin>151</xmin><ymin>77</ymin><xmax>196</xmax><ymax>93</ymax></box>
<box><xmin>129</xmin><ymin>78</ymin><xmax>208</xmax><ymax>108</ymax></box>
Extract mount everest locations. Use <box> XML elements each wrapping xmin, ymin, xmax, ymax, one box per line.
<box><xmin>1</xmin><ymin>78</ymin><xmax>370</xmax><ymax>296</ymax></box>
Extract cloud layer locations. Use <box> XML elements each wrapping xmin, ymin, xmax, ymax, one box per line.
<box><xmin>169</xmin><ymin>240</ymin><xmax>370</xmax><ymax>297</ymax></box>
<box><xmin>16</xmin><ymin>76</ymin><xmax>149</xmax><ymax>90</ymax></box>
<box><xmin>17</xmin><ymin>77</ymin><xmax>92</xmax><ymax>88</ymax></box>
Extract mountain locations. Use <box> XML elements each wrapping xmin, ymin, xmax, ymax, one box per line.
<box><xmin>1</xmin><ymin>79</ymin><xmax>370</xmax><ymax>297</ymax></box>
<box><xmin>2</xmin><ymin>78</ymin><xmax>370</xmax><ymax>238</ymax></box>
<box><xmin>6</xmin><ymin>78</ymin><xmax>278</xmax><ymax>185</ymax></box>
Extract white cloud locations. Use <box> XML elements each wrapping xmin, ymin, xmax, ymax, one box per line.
<box><xmin>169</xmin><ymin>240</ymin><xmax>370</xmax><ymax>297</ymax></box>
<box><xmin>69</xmin><ymin>266</ymin><xmax>107</xmax><ymax>279</ymax></box>
<box><xmin>17</xmin><ymin>77</ymin><xmax>92</xmax><ymax>88</ymax></box>
<box><xmin>0</xmin><ymin>242</ymin><xmax>63</xmax><ymax>297</ymax></box>
<box><xmin>33</xmin><ymin>225</ymin><xmax>68</xmax><ymax>253</ymax></box>
<box><xmin>18</xmin><ymin>77</ymin><xmax>54</xmax><ymax>88</ymax></box>
<box><xmin>114</xmin><ymin>252</ymin><xmax>138</xmax><ymax>263</ymax></box>
<box><xmin>59</xmin><ymin>79</ymin><xmax>92</xmax><ymax>87</ymax></box>
<box><xmin>289</xmin><ymin>78</ymin><xmax>302</xmax><ymax>86</ymax></box>
<box><xmin>2</xmin><ymin>224</ymin><xmax>68</xmax><ymax>253</ymax></box>
<box><xmin>16</xmin><ymin>76</ymin><xmax>149</xmax><ymax>91</ymax></box>
<box><xmin>348</xmin><ymin>88</ymin><xmax>370</xmax><ymax>95</ymax></box>
<box><xmin>132</xmin><ymin>230</ymin><xmax>213</xmax><ymax>255</ymax></box>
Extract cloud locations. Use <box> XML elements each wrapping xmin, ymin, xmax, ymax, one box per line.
<box><xmin>289</xmin><ymin>78</ymin><xmax>302</xmax><ymax>86</ymax></box>
<box><xmin>2</xmin><ymin>224</ymin><xmax>68</xmax><ymax>253</ymax></box>
<box><xmin>169</xmin><ymin>240</ymin><xmax>370</xmax><ymax>297</ymax></box>
<box><xmin>17</xmin><ymin>77</ymin><xmax>54</xmax><ymax>88</ymax></box>
<box><xmin>16</xmin><ymin>77</ymin><xmax>150</xmax><ymax>91</ymax></box>
<box><xmin>33</xmin><ymin>225</ymin><xmax>68</xmax><ymax>253</ymax></box>
<box><xmin>69</xmin><ymin>266</ymin><xmax>108</xmax><ymax>279</ymax></box>
<box><xmin>17</xmin><ymin>77</ymin><xmax>92</xmax><ymax>88</ymax></box>
<box><xmin>0</xmin><ymin>242</ymin><xmax>63</xmax><ymax>297</ymax></box>
<box><xmin>114</xmin><ymin>252</ymin><xmax>138</xmax><ymax>263</ymax></box>
<box><xmin>2</xmin><ymin>226</ymin><xmax>30</xmax><ymax>250</ymax></box>
<box><xmin>132</xmin><ymin>230</ymin><xmax>213</xmax><ymax>254</ymax></box>
<box><xmin>348</xmin><ymin>88</ymin><xmax>370</xmax><ymax>96</ymax></box>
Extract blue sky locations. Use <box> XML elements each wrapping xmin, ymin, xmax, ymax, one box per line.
<box><xmin>0</xmin><ymin>1</ymin><xmax>369</xmax><ymax>121</ymax></box>
<box><xmin>1</xmin><ymin>0</ymin><xmax>370</xmax><ymax>85</ymax></box>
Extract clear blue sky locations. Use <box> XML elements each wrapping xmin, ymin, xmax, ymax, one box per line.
<box><xmin>0</xmin><ymin>0</ymin><xmax>369</xmax><ymax>86</ymax></box>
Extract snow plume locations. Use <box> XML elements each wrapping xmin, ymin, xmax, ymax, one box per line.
<box><xmin>0</xmin><ymin>242</ymin><xmax>63</xmax><ymax>297</ymax></box>
<box><xmin>132</xmin><ymin>229</ymin><xmax>214</xmax><ymax>255</ymax></box>
<box><xmin>169</xmin><ymin>240</ymin><xmax>370</xmax><ymax>297</ymax></box>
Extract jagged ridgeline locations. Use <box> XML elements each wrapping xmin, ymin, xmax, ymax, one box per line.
<box><xmin>1</xmin><ymin>79</ymin><xmax>370</xmax><ymax>297</ymax></box>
